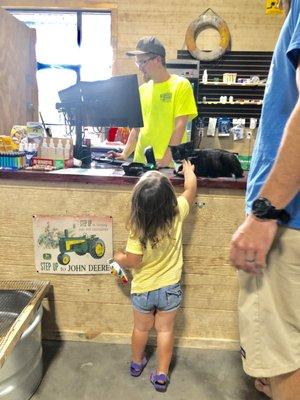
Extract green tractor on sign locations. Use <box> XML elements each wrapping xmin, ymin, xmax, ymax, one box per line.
<box><xmin>57</xmin><ymin>229</ymin><xmax>105</xmax><ymax>265</ymax></box>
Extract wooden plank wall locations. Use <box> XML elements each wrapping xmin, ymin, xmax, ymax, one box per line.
<box><xmin>0</xmin><ymin>7</ymin><xmax>38</xmax><ymax>135</ymax></box>
<box><xmin>1</xmin><ymin>0</ymin><xmax>284</xmax><ymax>76</ymax></box>
<box><xmin>0</xmin><ymin>180</ymin><xmax>245</xmax><ymax>349</ymax></box>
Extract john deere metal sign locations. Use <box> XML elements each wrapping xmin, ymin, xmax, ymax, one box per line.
<box><xmin>33</xmin><ymin>215</ymin><xmax>112</xmax><ymax>274</ymax></box>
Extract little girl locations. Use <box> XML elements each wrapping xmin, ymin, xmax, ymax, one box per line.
<box><xmin>113</xmin><ymin>160</ymin><xmax>197</xmax><ymax>392</ymax></box>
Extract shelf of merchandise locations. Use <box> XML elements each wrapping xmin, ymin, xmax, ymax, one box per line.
<box><xmin>201</xmin><ymin>82</ymin><xmax>266</xmax><ymax>87</ymax></box>
<box><xmin>177</xmin><ymin>50</ymin><xmax>273</xmax><ymax>122</ymax></box>
<box><xmin>198</xmin><ymin>101</ymin><xmax>263</xmax><ymax>105</ymax></box>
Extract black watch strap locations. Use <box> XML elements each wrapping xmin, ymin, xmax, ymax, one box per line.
<box><xmin>269</xmin><ymin>208</ymin><xmax>290</xmax><ymax>223</ymax></box>
<box><xmin>252</xmin><ymin>197</ymin><xmax>291</xmax><ymax>224</ymax></box>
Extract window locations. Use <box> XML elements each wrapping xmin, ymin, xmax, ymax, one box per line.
<box><xmin>10</xmin><ymin>10</ymin><xmax>112</xmax><ymax>135</ymax></box>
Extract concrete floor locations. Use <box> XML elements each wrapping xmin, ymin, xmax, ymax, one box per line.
<box><xmin>31</xmin><ymin>340</ymin><xmax>267</xmax><ymax>400</ymax></box>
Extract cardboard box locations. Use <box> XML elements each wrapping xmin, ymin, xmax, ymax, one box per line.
<box><xmin>32</xmin><ymin>157</ymin><xmax>74</xmax><ymax>170</ymax></box>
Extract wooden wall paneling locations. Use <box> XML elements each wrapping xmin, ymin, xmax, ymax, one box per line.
<box><xmin>0</xmin><ymin>180</ymin><xmax>244</xmax><ymax>348</ymax></box>
<box><xmin>27</xmin><ymin>29</ymin><xmax>39</xmax><ymax>123</ymax></box>
<box><xmin>0</xmin><ymin>242</ymin><xmax>235</xmax><ymax>276</ymax></box>
<box><xmin>0</xmin><ymin>265</ymin><xmax>238</xmax><ymax>310</ymax></box>
<box><xmin>0</xmin><ymin>7</ymin><xmax>38</xmax><ymax>134</ymax></box>
<box><xmin>41</xmin><ymin>301</ymin><xmax>239</xmax><ymax>341</ymax></box>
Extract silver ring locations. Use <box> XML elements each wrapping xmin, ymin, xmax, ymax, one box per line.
<box><xmin>245</xmin><ymin>259</ymin><xmax>256</xmax><ymax>263</ymax></box>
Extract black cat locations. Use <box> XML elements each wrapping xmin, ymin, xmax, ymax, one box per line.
<box><xmin>170</xmin><ymin>142</ymin><xmax>244</xmax><ymax>178</ymax></box>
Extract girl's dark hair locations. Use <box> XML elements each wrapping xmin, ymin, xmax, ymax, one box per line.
<box><xmin>128</xmin><ymin>171</ymin><xmax>178</xmax><ymax>248</ymax></box>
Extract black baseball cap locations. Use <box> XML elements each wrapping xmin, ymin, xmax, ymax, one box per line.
<box><xmin>126</xmin><ymin>36</ymin><xmax>166</xmax><ymax>57</ymax></box>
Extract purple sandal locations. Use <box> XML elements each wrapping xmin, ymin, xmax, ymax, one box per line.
<box><xmin>130</xmin><ymin>356</ymin><xmax>147</xmax><ymax>377</ymax></box>
<box><xmin>150</xmin><ymin>372</ymin><xmax>169</xmax><ymax>392</ymax></box>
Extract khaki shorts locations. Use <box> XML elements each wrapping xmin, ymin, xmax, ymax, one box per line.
<box><xmin>238</xmin><ymin>226</ymin><xmax>300</xmax><ymax>378</ymax></box>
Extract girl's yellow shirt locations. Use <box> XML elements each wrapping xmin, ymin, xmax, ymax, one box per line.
<box><xmin>126</xmin><ymin>196</ymin><xmax>190</xmax><ymax>294</ymax></box>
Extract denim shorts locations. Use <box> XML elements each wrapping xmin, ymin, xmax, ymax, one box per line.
<box><xmin>131</xmin><ymin>283</ymin><xmax>183</xmax><ymax>314</ymax></box>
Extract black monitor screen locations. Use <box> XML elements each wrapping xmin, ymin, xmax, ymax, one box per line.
<box><xmin>58</xmin><ymin>74</ymin><xmax>144</xmax><ymax>128</ymax></box>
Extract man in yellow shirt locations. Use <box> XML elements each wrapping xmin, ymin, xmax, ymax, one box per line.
<box><xmin>113</xmin><ymin>36</ymin><xmax>198</xmax><ymax>168</ymax></box>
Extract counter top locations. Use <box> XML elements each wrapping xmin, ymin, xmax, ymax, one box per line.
<box><xmin>0</xmin><ymin>167</ymin><xmax>247</xmax><ymax>190</ymax></box>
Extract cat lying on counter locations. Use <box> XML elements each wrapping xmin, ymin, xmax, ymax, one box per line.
<box><xmin>170</xmin><ymin>142</ymin><xmax>244</xmax><ymax>178</ymax></box>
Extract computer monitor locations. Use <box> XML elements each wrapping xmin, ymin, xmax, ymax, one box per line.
<box><xmin>57</xmin><ymin>74</ymin><xmax>144</xmax><ymax>128</ymax></box>
<box><xmin>57</xmin><ymin>74</ymin><xmax>144</xmax><ymax>164</ymax></box>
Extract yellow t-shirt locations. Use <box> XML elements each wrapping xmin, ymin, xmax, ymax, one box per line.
<box><xmin>134</xmin><ymin>74</ymin><xmax>198</xmax><ymax>164</ymax></box>
<box><xmin>126</xmin><ymin>195</ymin><xmax>190</xmax><ymax>294</ymax></box>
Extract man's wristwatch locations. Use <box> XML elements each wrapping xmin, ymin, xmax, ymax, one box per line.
<box><xmin>251</xmin><ymin>197</ymin><xmax>290</xmax><ymax>224</ymax></box>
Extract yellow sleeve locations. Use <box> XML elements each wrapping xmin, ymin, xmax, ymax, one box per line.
<box><xmin>177</xmin><ymin>195</ymin><xmax>190</xmax><ymax>220</ymax></box>
<box><xmin>174</xmin><ymin>79</ymin><xmax>198</xmax><ymax>121</ymax></box>
<box><xmin>125</xmin><ymin>233</ymin><xmax>143</xmax><ymax>255</ymax></box>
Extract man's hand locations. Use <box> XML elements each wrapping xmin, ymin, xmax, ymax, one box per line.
<box><xmin>229</xmin><ymin>215</ymin><xmax>278</xmax><ymax>275</ymax></box>
<box><xmin>106</xmin><ymin>151</ymin><xmax>127</xmax><ymax>161</ymax></box>
<box><xmin>156</xmin><ymin>160</ymin><xmax>170</xmax><ymax>169</ymax></box>
<box><xmin>156</xmin><ymin>149</ymin><xmax>172</xmax><ymax>169</ymax></box>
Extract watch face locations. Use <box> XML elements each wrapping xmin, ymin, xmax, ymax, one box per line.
<box><xmin>252</xmin><ymin>198</ymin><xmax>271</xmax><ymax>217</ymax></box>
<box><xmin>252</xmin><ymin>197</ymin><xmax>291</xmax><ymax>223</ymax></box>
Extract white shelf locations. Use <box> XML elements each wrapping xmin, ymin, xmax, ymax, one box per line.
<box><xmin>200</xmin><ymin>82</ymin><xmax>266</xmax><ymax>87</ymax></box>
<box><xmin>198</xmin><ymin>100</ymin><xmax>263</xmax><ymax>105</ymax></box>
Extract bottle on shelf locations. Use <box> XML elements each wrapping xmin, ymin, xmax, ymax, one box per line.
<box><xmin>56</xmin><ymin>139</ymin><xmax>64</xmax><ymax>160</ymax></box>
<box><xmin>40</xmin><ymin>139</ymin><xmax>48</xmax><ymax>158</ymax></box>
<box><xmin>202</xmin><ymin>69</ymin><xmax>208</xmax><ymax>84</ymax></box>
<box><xmin>64</xmin><ymin>140</ymin><xmax>71</xmax><ymax>160</ymax></box>
<box><xmin>48</xmin><ymin>138</ymin><xmax>56</xmax><ymax>159</ymax></box>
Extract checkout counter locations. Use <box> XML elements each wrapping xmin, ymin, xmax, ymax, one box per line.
<box><xmin>0</xmin><ymin>164</ymin><xmax>246</xmax><ymax>349</ymax></box>
<box><xmin>0</xmin><ymin>72</ymin><xmax>247</xmax><ymax>349</ymax></box>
